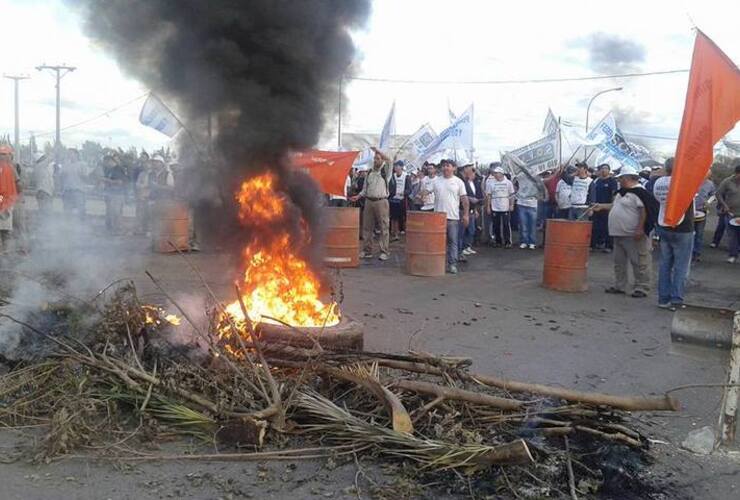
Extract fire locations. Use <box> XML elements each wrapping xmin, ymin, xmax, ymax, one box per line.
<box><xmin>222</xmin><ymin>173</ymin><xmax>339</xmax><ymax>331</ymax></box>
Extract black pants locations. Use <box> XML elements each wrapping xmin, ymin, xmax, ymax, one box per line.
<box><xmin>491</xmin><ymin>211</ymin><xmax>512</xmax><ymax>245</ymax></box>
<box><xmin>591</xmin><ymin>212</ymin><xmax>611</xmax><ymax>249</ymax></box>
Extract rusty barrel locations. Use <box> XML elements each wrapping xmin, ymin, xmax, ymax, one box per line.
<box><xmin>324</xmin><ymin>207</ymin><xmax>360</xmax><ymax>268</ymax></box>
<box><xmin>152</xmin><ymin>199</ymin><xmax>190</xmax><ymax>253</ymax></box>
<box><xmin>405</xmin><ymin>211</ymin><xmax>447</xmax><ymax>276</ymax></box>
<box><xmin>542</xmin><ymin>219</ymin><xmax>592</xmax><ymax>292</ymax></box>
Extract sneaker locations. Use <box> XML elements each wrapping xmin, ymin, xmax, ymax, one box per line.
<box><xmin>658</xmin><ymin>303</ymin><xmax>672</xmax><ymax>310</ymax></box>
<box><xmin>447</xmin><ymin>265</ymin><xmax>458</xmax><ymax>274</ymax></box>
<box><xmin>400</xmin><ymin>230</ymin><xmax>405</xmax><ymax>235</ymax></box>
<box><xmin>728</xmin><ymin>257</ymin><xmax>737</xmax><ymax>264</ymax></box>
<box><xmin>359</xmin><ymin>251</ymin><xmax>373</xmax><ymax>259</ymax></box>
<box><xmin>504</xmin><ymin>243</ymin><xmax>512</xmax><ymax>249</ymax></box>
<box><xmin>519</xmin><ymin>243</ymin><xmax>527</xmax><ymax>249</ymax></box>
<box><xmin>462</xmin><ymin>248</ymin><xmax>472</xmax><ymax>256</ymax></box>
<box><xmin>467</xmin><ymin>247</ymin><xmax>477</xmax><ymax>255</ymax></box>
<box><xmin>528</xmin><ymin>244</ymin><xmax>536</xmax><ymax>250</ymax></box>
<box><xmin>709</xmin><ymin>242</ymin><xmax>718</xmax><ymax>248</ymax></box>
<box><xmin>378</xmin><ymin>252</ymin><xmax>389</xmax><ymax>261</ymax></box>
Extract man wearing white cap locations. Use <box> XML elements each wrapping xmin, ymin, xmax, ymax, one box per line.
<box><xmin>484</xmin><ymin>166</ymin><xmax>514</xmax><ymax>247</ymax></box>
<box><xmin>591</xmin><ymin>166</ymin><xmax>658</xmax><ymax>298</ymax></box>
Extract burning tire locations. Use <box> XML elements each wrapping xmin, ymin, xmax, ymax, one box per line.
<box><xmin>259</xmin><ymin>315</ymin><xmax>363</xmax><ymax>350</ymax></box>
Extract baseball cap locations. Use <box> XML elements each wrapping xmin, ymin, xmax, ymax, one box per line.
<box><xmin>616</xmin><ymin>166</ymin><xmax>639</xmax><ymax>177</ymax></box>
<box><xmin>493</xmin><ymin>166</ymin><xmax>505</xmax><ymax>174</ymax></box>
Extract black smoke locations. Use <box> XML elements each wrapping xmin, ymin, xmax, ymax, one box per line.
<box><xmin>68</xmin><ymin>0</ymin><xmax>370</xmax><ymax>255</ymax></box>
<box><xmin>571</xmin><ymin>32</ymin><xmax>646</xmax><ymax>74</ymax></box>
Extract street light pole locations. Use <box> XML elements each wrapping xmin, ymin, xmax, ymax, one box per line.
<box><xmin>584</xmin><ymin>86</ymin><xmax>622</xmax><ymax>161</ymax></box>
<box><xmin>36</xmin><ymin>64</ymin><xmax>76</xmax><ymax>165</ymax></box>
<box><xmin>3</xmin><ymin>74</ymin><xmax>30</xmax><ymax>155</ymax></box>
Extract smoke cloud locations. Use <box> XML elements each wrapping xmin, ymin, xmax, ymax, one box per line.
<box><xmin>67</xmin><ymin>0</ymin><xmax>370</xmax><ymax>254</ymax></box>
<box><xmin>571</xmin><ymin>32</ymin><xmax>646</xmax><ymax>74</ymax></box>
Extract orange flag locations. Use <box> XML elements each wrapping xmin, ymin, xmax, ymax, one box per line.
<box><xmin>291</xmin><ymin>150</ymin><xmax>359</xmax><ymax>197</ymax></box>
<box><xmin>665</xmin><ymin>30</ymin><xmax>740</xmax><ymax>225</ymax></box>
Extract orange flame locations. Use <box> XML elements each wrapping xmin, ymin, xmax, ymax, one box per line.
<box><xmin>222</xmin><ymin>173</ymin><xmax>339</xmax><ymax>331</ymax></box>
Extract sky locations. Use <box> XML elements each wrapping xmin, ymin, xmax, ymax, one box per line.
<box><xmin>1</xmin><ymin>0</ymin><xmax>739</xmax><ymax>160</ymax></box>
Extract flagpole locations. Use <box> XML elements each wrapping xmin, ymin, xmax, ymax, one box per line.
<box><xmin>337</xmin><ymin>76</ymin><xmax>343</xmax><ymax>150</ymax></box>
<box><xmin>558</xmin><ymin>117</ymin><xmax>562</xmax><ymax>167</ymax></box>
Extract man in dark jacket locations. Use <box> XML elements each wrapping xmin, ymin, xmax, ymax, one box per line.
<box><xmin>590</xmin><ymin>164</ymin><xmax>619</xmax><ymax>251</ymax></box>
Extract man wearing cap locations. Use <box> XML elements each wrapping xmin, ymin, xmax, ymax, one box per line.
<box><xmin>715</xmin><ymin>163</ymin><xmax>740</xmax><ymax>263</ymax></box>
<box><xmin>590</xmin><ymin>164</ymin><xmax>618</xmax><ymax>252</ymax></box>
<box><xmin>0</xmin><ymin>145</ymin><xmax>19</xmax><ymax>254</ymax></box>
<box><xmin>388</xmin><ymin>160</ymin><xmax>408</xmax><ymax>241</ymax></box>
<box><xmin>350</xmin><ymin>147</ymin><xmax>392</xmax><ymax>261</ymax></box>
<box><xmin>591</xmin><ymin>166</ymin><xmax>658</xmax><ymax>298</ymax></box>
<box><xmin>484</xmin><ymin>165</ymin><xmax>514</xmax><ymax>247</ymax></box>
<box><xmin>569</xmin><ymin>162</ymin><xmax>593</xmax><ymax>220</ymax></box>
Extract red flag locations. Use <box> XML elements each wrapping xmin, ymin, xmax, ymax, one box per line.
<box><xmin>291</xmin><ymin>150</ymin><xmax>359</xmax><ymax>197</ymax></box>
<box><xmin>666</xmin><ymin>30</ymin><xmax>740</xmax><ymax>226</ymax></box>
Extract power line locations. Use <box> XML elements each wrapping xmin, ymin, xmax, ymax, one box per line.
<box><xmin>32</xmin><ymin>92</ymin><xmax>149</xmax><ymax>139</ymax></box>
<box><xmin>346</xmin><ymin>69</ymin><xmax>689</xmax><ymax>85</ymax></box>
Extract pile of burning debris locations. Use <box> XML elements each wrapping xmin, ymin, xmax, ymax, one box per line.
<box><xmin>0</xmin><ymin>275</ymin><xmax>681</xmax><ymax>499</ymax></box>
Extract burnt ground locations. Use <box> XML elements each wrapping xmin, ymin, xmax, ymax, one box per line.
<box><xmin>1</xmin><ymin>204</ymin><xmax>740</xmax><ymax>499</ymax></box>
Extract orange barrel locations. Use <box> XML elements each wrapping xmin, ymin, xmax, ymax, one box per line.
<box><xmin>405</xmin><ymin>211</ymin><xmax>447</xmax><ymax>276</ymax></box>
<box><xmin>152</xmin><ymin>199</ymin><xmax>191</xmax><ymax>253</ymax></box>
<box><xmin>542</xmin><ymin>219</ymin><xmax>592</xmax><ymax>292</ymax></box>
<box><xmin>324</xmin><ymin>207</ymin><xmax>360</xmax><ymax>268</ymax></box>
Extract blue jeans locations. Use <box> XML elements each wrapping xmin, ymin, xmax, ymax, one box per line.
<box><xmin>729</xmin><ymin>225</ymin><xmax>740</xmax><ymax>258</ymax></box>
<box><xmin>458</xmin><ymin>213</ymin><xmax>476</xmax><ymax>251</ymax></box>
<box><xmin>518</xmin><ymin>206</ymin><xmax>537</xmax><ymax>245</ymax></box>
<box><xmin>657</xmin><ymin>227</ymin><xmax>694</xmax><ymax>305</ymax></box>
<box><xmin>446</xmin><ymin>220</ymin><xmax>459</xmax><ymax>266</ymax></box>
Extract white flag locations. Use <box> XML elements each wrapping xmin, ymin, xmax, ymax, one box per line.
<box><xmin>447</xmin><ymin>99</ymin><xmax>458</xmax><ymax>124</ymax></box>
<box><xmin>543</xmin><ymin>108</ymin><xmax>558</xmax><ymax>135</ymax></box>
<box><xmin>139</xmin><ymin>93</ymin><xmax>182</xmax><ymax>138</ymax></box>
<box><xmin>419</xmin><ymin>104</ymin><xmax>474</xmax><ymax>163</ymax></box>
<box><xmin>378</xmin><ymin>102</ymin><xmax>396</xmax><ymax>153</ymax></box>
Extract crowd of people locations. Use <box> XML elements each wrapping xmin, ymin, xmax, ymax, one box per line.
<box><xmin>338</xmin><ymin>149</ymin><xmax>740</xmax><ymax>309</ymax></box>
<box><xmin>0</xmin><ymin>144</ymin><xmax>195</xmax><ymax>254</ymax></box>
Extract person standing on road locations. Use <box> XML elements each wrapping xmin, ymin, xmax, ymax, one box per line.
<box><xmin>33</xmin><ymin>152</ymin><xmax>54</xmax><ymax>215</ymax></box>
<box><xmin>419</xmin><ymin>162</ymin><xmax>437</xmax><ymax>212</ymax></box>
<box><xmin>61</xmin><ymin>148</ymin><xmax>88</xmax><ymax>220</ymax></box>
<box><xmin>591</xmin><ymin>166</ymin><xmax>658</xmax><ymax>298</ymax></box>
<box><xmin>514</xmin><ymin>166</ymin><xmax>546</xmax><ymax>249</ymax></box>
<box><xmin>590</xmin><ymin>164</ymin><xmax>618</xmax><ymax>251</ymax></box>
<box><xmin>569</xmin><ymin>162</ymin><xmax>593</xmax><ymax>220</ymax></box>
<box><xmin>715</xmin><ymin>163</ymin><xmax>740</xmax><ymax>263</ymax></box>
<box><xmin>420</xmin><ymin>159</ymin><xmax>469</xmax><ymax>274</ymax></box>
<box><xmin>0</xmin><ymin>145</ymin><xmax>19</xmax><ymax>255</ymax></box>
<box><xmin>692</xmin><ymin>175</ymin><xmax>716</xmax><ymax>262</ymax></box>
<box><xmin>388</xmin><ymin>160</ymin><xmax>408</xmax><ymax>241</ymax></box>
<box><xmin>653</xmin><ymin>158</ymin><xmax>695</xmax><ymax>310</ymax></box>
<box><xmin>350</xmin><ymin>147</ymin><xmax>391</xmax><ymax>261</ymax></box>
<box><xmin>555</xmin><ymin>166</ymin><xmax>575</xmax><ymax>219</ymax></box>
<box><xmin>485</xmin><ymin>166</ymin><xmax>514</xmax><ymax>248</ymax></box>
<box><xmin>102</xmin><ymin>153</ymin><xmax>128</xmax><ymax>235</ymax></box>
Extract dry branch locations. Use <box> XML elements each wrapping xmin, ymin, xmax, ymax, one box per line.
<box><xmin>394</xmin><ymin>379</ymin><xmax>524</xmax><ymax>411</ymax></box>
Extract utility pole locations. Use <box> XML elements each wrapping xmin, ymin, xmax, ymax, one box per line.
<box><xmin>3</xmin><ymin>74</ymin><xmax>30</xmax><ymax>155</ymax></box>
<box><xmin>36</xmin><ymin>64</ymin><xmax>76</xmax><ymax>165</ymax></box>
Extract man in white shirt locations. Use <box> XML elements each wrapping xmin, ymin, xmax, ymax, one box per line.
<box><xmin>485</xmin><ymin>166</ymin><xmax>514</xmax><ymax>247</ymax></box>
<box><xmin>389</xmin><ymin>160</ymin><xmax>407</xmax><ymax>241</ymax></box>
<box><xmin>569</xmin><ymin>162</ymin><xmax>593</xmax><ymax>220</ymax></box>
<box><xmin>424</xmin><ymin>159</ymin><xmax>469</xmax><ymax>274</ymax></box>
<box><xmin>419</xmin><ymin>163</ymin><xmax>436</xmax><ymax>211</ymax></box>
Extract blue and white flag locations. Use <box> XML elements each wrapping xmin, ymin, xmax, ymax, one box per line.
<box><xmin>543</xmin><ymin>108</ymin><xmax>559</xmax><ymax>136</ymax></box>
<box><xmin>448</xmin><ymin>99</ymin><xmax>458</xmax><ymax>124</ymax></box>
<box><xmin>419</xmin><ymin>104</ymin><xmax>474</xmax><ymax>163</ymax></box>
<box><xmin>378</xmin><ymin>102</ymin><xmax>396</xmax><ymax>154</ymax></box>
<box><xmin>139</xmin><ymin>93</ymin><xmax>182</xmax><ymax>138</ymax></box>
<box><xmin>584</xmin><ymin>112</ymin><xmax>642</xmax><ymax>170</ymax></box>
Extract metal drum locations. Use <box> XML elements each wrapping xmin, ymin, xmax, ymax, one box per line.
<box><xmin>153</xmin><ymin>200</ymin><xmax>190</xmax><ymax>253</ymax></box>
<box><xmin>323</xmin><ymin>207</ymin><xmax>360</xmax><ymax>268</ymax></box>
<box><xmin>542</xmin><ymin>219</ymin><xmax>593</xmax><ymax>292</ymax></box>
<box><xmin>405</xmin><ymin>211</ymin><xmax>447</xmax><ymax>276</ymax></box>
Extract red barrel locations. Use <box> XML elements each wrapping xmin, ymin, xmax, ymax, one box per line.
<box><xmin>324</xmin><ymin>207</ymin><xmax>360</xmax><ymax>268</ymax></box>
<box><xmin>542</xmin><ymin>219</ymin><xmax>592</xmax><ymax>292</ymax></box>
<box><xmin>153</xmin><ymin>200</ymin><xmax>190</xmax><ymax>253</ymax></box>
<box><xmin>405</xmin><ymin>211</ymin><xmax>447</xmax><ymax>276</ymax></box>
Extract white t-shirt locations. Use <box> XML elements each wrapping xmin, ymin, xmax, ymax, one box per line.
<box><xmin>608</xmin><ymin>191</ymin><xmax>645</xmax><ymax>237</ymax></box>
<box><xmin>653</xmin><ymin>175</ymin><xmax>691</xmax><ymax>227</ymax></box>
<box><xmin>420</xmin><ymin>175</ymin><xmax>436</xmax><ymax>210</ymax></box>
<box><xmin>555</xmin><ymin>180</ymin><xmax>572</xmax><ymax>209</ymax></box>
<box><xmin>570</xmin><ymin>176</ymin><xmax>593</xmax><ymax>206</ymax></box>
<box><xmin>392</xmin><ymin>173</ymin><xmax>407</xmax><ymax>201</ymax></box>
<box><xmin>485</xmin><ymin>177</ymin><xmax>514</xmax><ymax>212</ymax></box>
<box><xmin>433</xmin><ymin>175</ymin><xmax>466</xmax><ymax>221</ymax></box>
